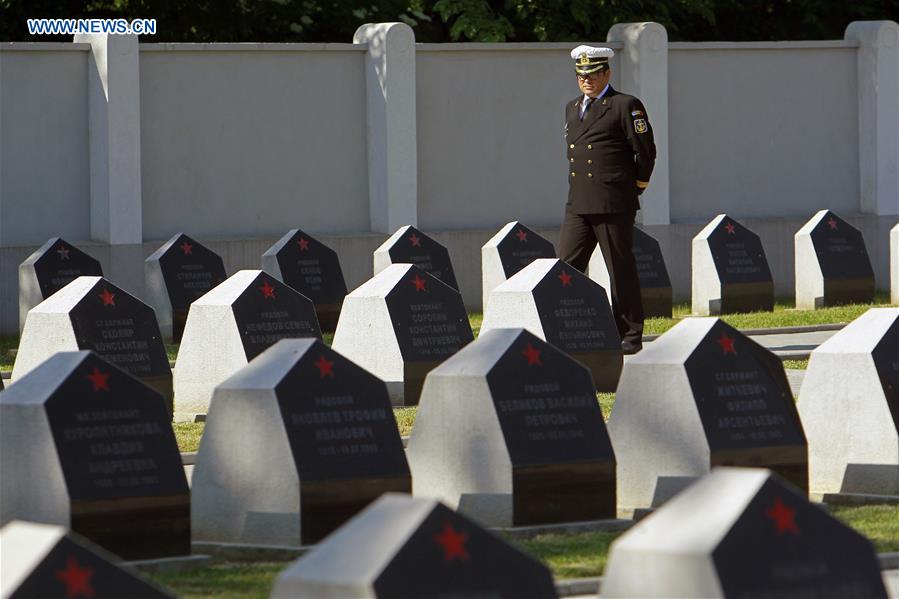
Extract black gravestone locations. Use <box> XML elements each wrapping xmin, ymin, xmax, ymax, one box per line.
<box><xmin>30</xmin><ymin>238</ymin><xmax>104</xmax><ymax>300</ymax></box>
<box><xmin>45</xmin><ymin>352</ymin><xmax>188</xmax><ymax>559</ymax></box>
<box><xmin>149</xmin><ymin>233</ymin><xmax>226</xmax><ymax>342</ymax></box>
<box><xmin>374</xmin><ymin>500</ymin><xmax>558</xmax><ymax>597</ymax></box>
<box><xmin>3</xmin><ymin>523</ymin><xmax>173</xmax><ymax>599</ymax></box>
<box><xmin>274</xmin><ymin>339</ymin><xmax>410</xmax><ymax>543</ymax></box>
<box><xmin>706</xmin><ymin>217</ymin><xmax>774</xmax><ymax>313</ymax></box>
<box><xmin>385</xmin><ymin>266</ymin><xmax>474</xmax><ymax>405</ymax></box>
<box><xmin>809</xmin><ymin>211</ymin><xmax>875</xmax><ymax>306</ymax></box>
<box><xmin>684</xmin><ymin>320</ymin><xmax>808</xmax><ymax>492</ymax></box>
<box><xmin>486</xmin><ymin>329</ymin><xmax>616</xmax><ymax>524</ymax></box>
<box><xmin>714</xmin><ymin>473</ymin><xmax>887</xmax><ymax>598</ymax></box>
<box><xmin>384</xmin><ymin>226</ymin><xmax>459</xmax><ymax>290</ymax></box>
<box><xmin>264</xmin><ymin>229</ymin><xmax>348</xmax><ymax>332</ymax></box>
<box><xmin>69</xmin><ymin>278</ymin><xmax>173</xmax><ymax>415</ymax></box>
<box><xmin>633</xmin><ymin>227</ymin><xmax>672</xmax><ymax>318</ymax></box>
<box><xmin>496</xmin><ymin>223</ymin><xmax>556</xmax><ymax>279</ymax></box>
<box><xmin>873</xmin><ymin>317</ymin><xmax>899</xmax><ymax>434</ymax></box>
<box><xmin>532</xmin><ymin>260</ymin><xmax>622</xmax><ymax>392</ymax></box>
<box><xmin>271</xmin><ymin>494</ymin><xmax>558</xmax><ymax>598</ymax></box>
<box><xmin>231</xmin><ymin>272</ymin><xmax>322</xmax><ymax>362</ymax></box>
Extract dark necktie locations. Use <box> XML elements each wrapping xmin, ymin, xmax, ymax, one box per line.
<box><xmin>579</xmin><ymin>97</ymin><xmax>595</xmax><ymax>121</ymax></box>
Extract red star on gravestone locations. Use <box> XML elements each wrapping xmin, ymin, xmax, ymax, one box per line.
<box><xmin>434</xmin><ymin>521</ymin><xmax>469</xmax><ymax>562</ymax></box>
<box><xmin>180</xmin><ymin>240</ymin><xmax>193</xmax><ymax>255</ymax></box>
<box><xmin>297</xmin><ymin>237</ymin><xmax>310</xmax><ymax>251</ymax></box>
<box><xmin>86</xmin><ymin>367</ymin><xmax>110</xmax><ymax>392</ymax></box>
<box><xmin>55</xmin><ymin>556</ymin><xmax>95</xmax><ymax>599</ymax></box>
<box><xmin>522</xmin><ymin>343</ymin><xmax>542</xmax><ymax>366</ymax></box>
<box><xmin>766</xmin><ymin>497</ymin><xmax>800</xmax><ymax>535</ymax></box>
<box><xmin>724</xmin><ymin>222</ymin><xmax>736</xmax><ymax>235</ymax></box>
<box><xmin>558</xmin><ymin>270</ymin><xmax>573</xmax><ymax>287</ymax></box>
<box><xmin>259</xmin><ymin>280</ymin><xmax>277</xmax><ymax>299</ymax></box>
<box><xmin>412</xmin><ymin>273</ymin><xmax>428</xmax><ymax>292</ymax></box>
<box><xmin>827</xmin><ymin>217</ymin><xmax>838</xmax><ymax>231</ymax></box>
<box><xmin>516</xmin><ymin>229</ymin><xmax>528</xmax><ymax>242</ymax></box>
<box><xmin>57</xmin><ymin>245</ymin><xmax>70</xmax><ymax>260</ymax></box>
<box><xmin>409</xmin><ymin>233</ymin><xmax>422</xmax><ymax>248</ymax></box>
<box><xmin>716</xmin><ymin>332</ymin><xmax>737</xmax><ymax>355</ymax></box>
<box><xmin>314</xmin><ymin>355</ymin><xmax>334</xmax><ymax>378</ymax></box>
<box><xmin>98</xmin><ymin>288</ymin><xmax>116</xmax><ymax>307</ymax></box>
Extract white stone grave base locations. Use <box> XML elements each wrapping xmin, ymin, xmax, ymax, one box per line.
<box><xmin>603</xmin><ymin>469</ymin><xmax>759</xmax><ymax>598</ymax></box>
<box><xmin>692</xmin><ymin>215</ymin><xmax>727</xmax><ymax>315</ymax></box>
<box><xmin>332</xmin><ymin>265</ymin><xmax>411</xmax><ymax>405</ymax></box>
<box><xmin>794</xmin><ymin>211</ymin><xmax>828</xmax><ymax>310</ymax></box>
<box><xmin>191</xmin><ymin>351</ymin><xmax>301</xmax><ymax>546</ymax></box>
<box><xmin>173</xmin><ymin>270</ymin><xmax>266</xmax><ymax>420</ymax></box>
<box><xmin>1</xmin><ymin>521</ymin><xmax>70</xmax><ymax>596</ymax></box>
<box><xmin>271</xmin><ymin>494</ymin><xmax>431</xmax><ymax>598</ymax></box>
<box><xmin>12</xmin><ymin>278</ymin><xmax>93</xmax><ymax>382</ymax></box>
<box><xmin>408</xmin><ymin>330</ymin><xmax>517</xmax><ymax>527</ymax></box>
<box><xmin>798</xmin><ymin>308</ymin><xmax>899</xmax><ymax>497</ymax></box>
<box><xmin>0</xmin><ymin>356</ymin><xmax>73</xmax><ymax>529</ymax></box>
<box><xmin>373</xmin><ymin>225</ymin><xmax>413</xmax><ymax>277</ymax></box>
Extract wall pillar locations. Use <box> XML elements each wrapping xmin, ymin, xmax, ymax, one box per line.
<box><xmin>845</xmin><ymin>21</ymin><xmax>899</xmax><ymax>216</ymax></box>
<box><xmin>353</xmin><ymin>23</ymin><xmax>418</xmax><ymax>233</ymax></box>
<box><xmin>607</xmin><ymin>22</ymin><xmax>670</xmax><ymax>225</ymax></box>
<box><xmin>73</xmin><ymin>33</ymin><xmax>143</xmax><ymax>243</ymax></box>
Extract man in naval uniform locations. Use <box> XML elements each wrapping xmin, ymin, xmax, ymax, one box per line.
<box><xmin>559</xmin><ymin>45</ymin><xmax>656</xmax><ymax>354</ymax></box>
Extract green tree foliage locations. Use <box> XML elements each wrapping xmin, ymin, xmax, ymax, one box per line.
<box><xmin>1</xmin><ymin>0</ymin><xmax>896</xmax><ymax>43</ymax></box>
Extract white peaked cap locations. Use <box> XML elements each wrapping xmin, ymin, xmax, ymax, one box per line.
<box><xmin>570</xmin><ymin>45</ymin><xmax>614</xmax><ymax>60</ymax></box>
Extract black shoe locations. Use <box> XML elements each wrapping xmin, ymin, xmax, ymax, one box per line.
<box><xmin>621</xmin><ymin>340</ymin><xmax>643</xmax><ymax>355</ymax></box>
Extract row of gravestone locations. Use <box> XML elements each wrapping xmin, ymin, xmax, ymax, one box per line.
<box><xmin>11</xmin><ymin>222</ymin><xmax>897</xmax><ymax>422</ymax></box>
<box><xmin>2</xmin><ymin>464</ymin><xmax>890</xmax><ymax>598</ymax></box>
<box><xmin>19</xmin><ymin>210</ymin><xmax>896</xmax><ymax>346</ymax></box>
<box><xmin>14</xmin><ymin>250</ymin><xmax>629</xmax><ymax>420</ymax></box>
<box><xmin>3</xmin><ymin>307</ymin><xmax>896</xmax><ymax>557</ymax></box>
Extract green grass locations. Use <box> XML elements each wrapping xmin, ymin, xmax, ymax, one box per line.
<box><xmin>514</xmin><ymin>531</ymin><xmax>618</xmax><ymax>579</ymax></box>
<box><xmin>782</xmin><ymin>359</ymin><xmax>809</xmax><ymax>370</ymax></box>
<box><xmin>148</xmin><ymin>562</ymin><xmax>284</xmax><ymax>599</ymax></box>
<box><xmin>174</xmin><ymin>422</ymin><xmax>206</xmax><ymax>452</ymax></box>
<box><xmin>598</xmin><ymin>392</ymin><xmax>615</xmax><ymax>421</ymax></box>
<box><xmin>469</xmin><ymin>311</ymin><xmax>483</xmax><ymax>338</ymax></box>
<box><xmin>644</xmin><ymin>292</ymin><xmax>892</xmax><ymax>336</ymax></box>
<box><xmin>831</xmin><ymin>504</ymin><xmax>899</xmax><ymax>552</ymax></box>
<box><xmin>144</xmin><ymin>503</ymin><xmax>899</xmax><ymax>597</ymax></box>
<box><xmin>165</xmin><ymin>344</ymin><xmax>178</xmax><ymax>362</ymax></box>
<box><xmin>394</xmin><ymin>407</ymin><xmax>417</xmax><ymax>437</ymax></box>
<box><xmin>0</xmin><ymin>336</ymin><xmax>15</xmax><ymax>372</ymax></box>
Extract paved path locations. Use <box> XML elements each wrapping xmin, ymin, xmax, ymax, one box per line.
<box><xmin>747</xmin><ymin>329</ymin><xmax>837</xmax><ymax>358</ymax></box>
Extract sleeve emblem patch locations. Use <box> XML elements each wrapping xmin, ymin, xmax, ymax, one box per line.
<box><xmin>631</xmin><ymin>110</ymin><xmax>644</xmax><ymax>117</ymax></box>
<box><xmin>634</xmin><ymin>118</ymin><xmax>648</xmax><ymax>134</ymax></box>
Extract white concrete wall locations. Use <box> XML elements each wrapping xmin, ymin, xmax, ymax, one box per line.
<box><xmin>668</xmin><ymin>42</ymin><xmax>860</xmax><ymax>222</ymax></box>
<box><xmin>3</xmin><ymin>25</ymin><xmax>898</xmax><ymax>335</ymax></box>
<box><xmin>139</xmin><ymin>44</ymin><xmax>370</xmax><ymax>241</ymax></box>
<box><xmin>0</xmin><ymin>45</ymin><xmax>92</xmax><ymax>246</ymax></box>
<box><xmin>415</xmin><ymin>43</ymin><xmax>621</xmax><ymax>230</ymax></box>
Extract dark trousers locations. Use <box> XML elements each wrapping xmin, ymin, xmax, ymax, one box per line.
<box><xmin>558</xmin><ymin>208</ymin><xmax>644</xmax><ymax>344</ymax></box>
